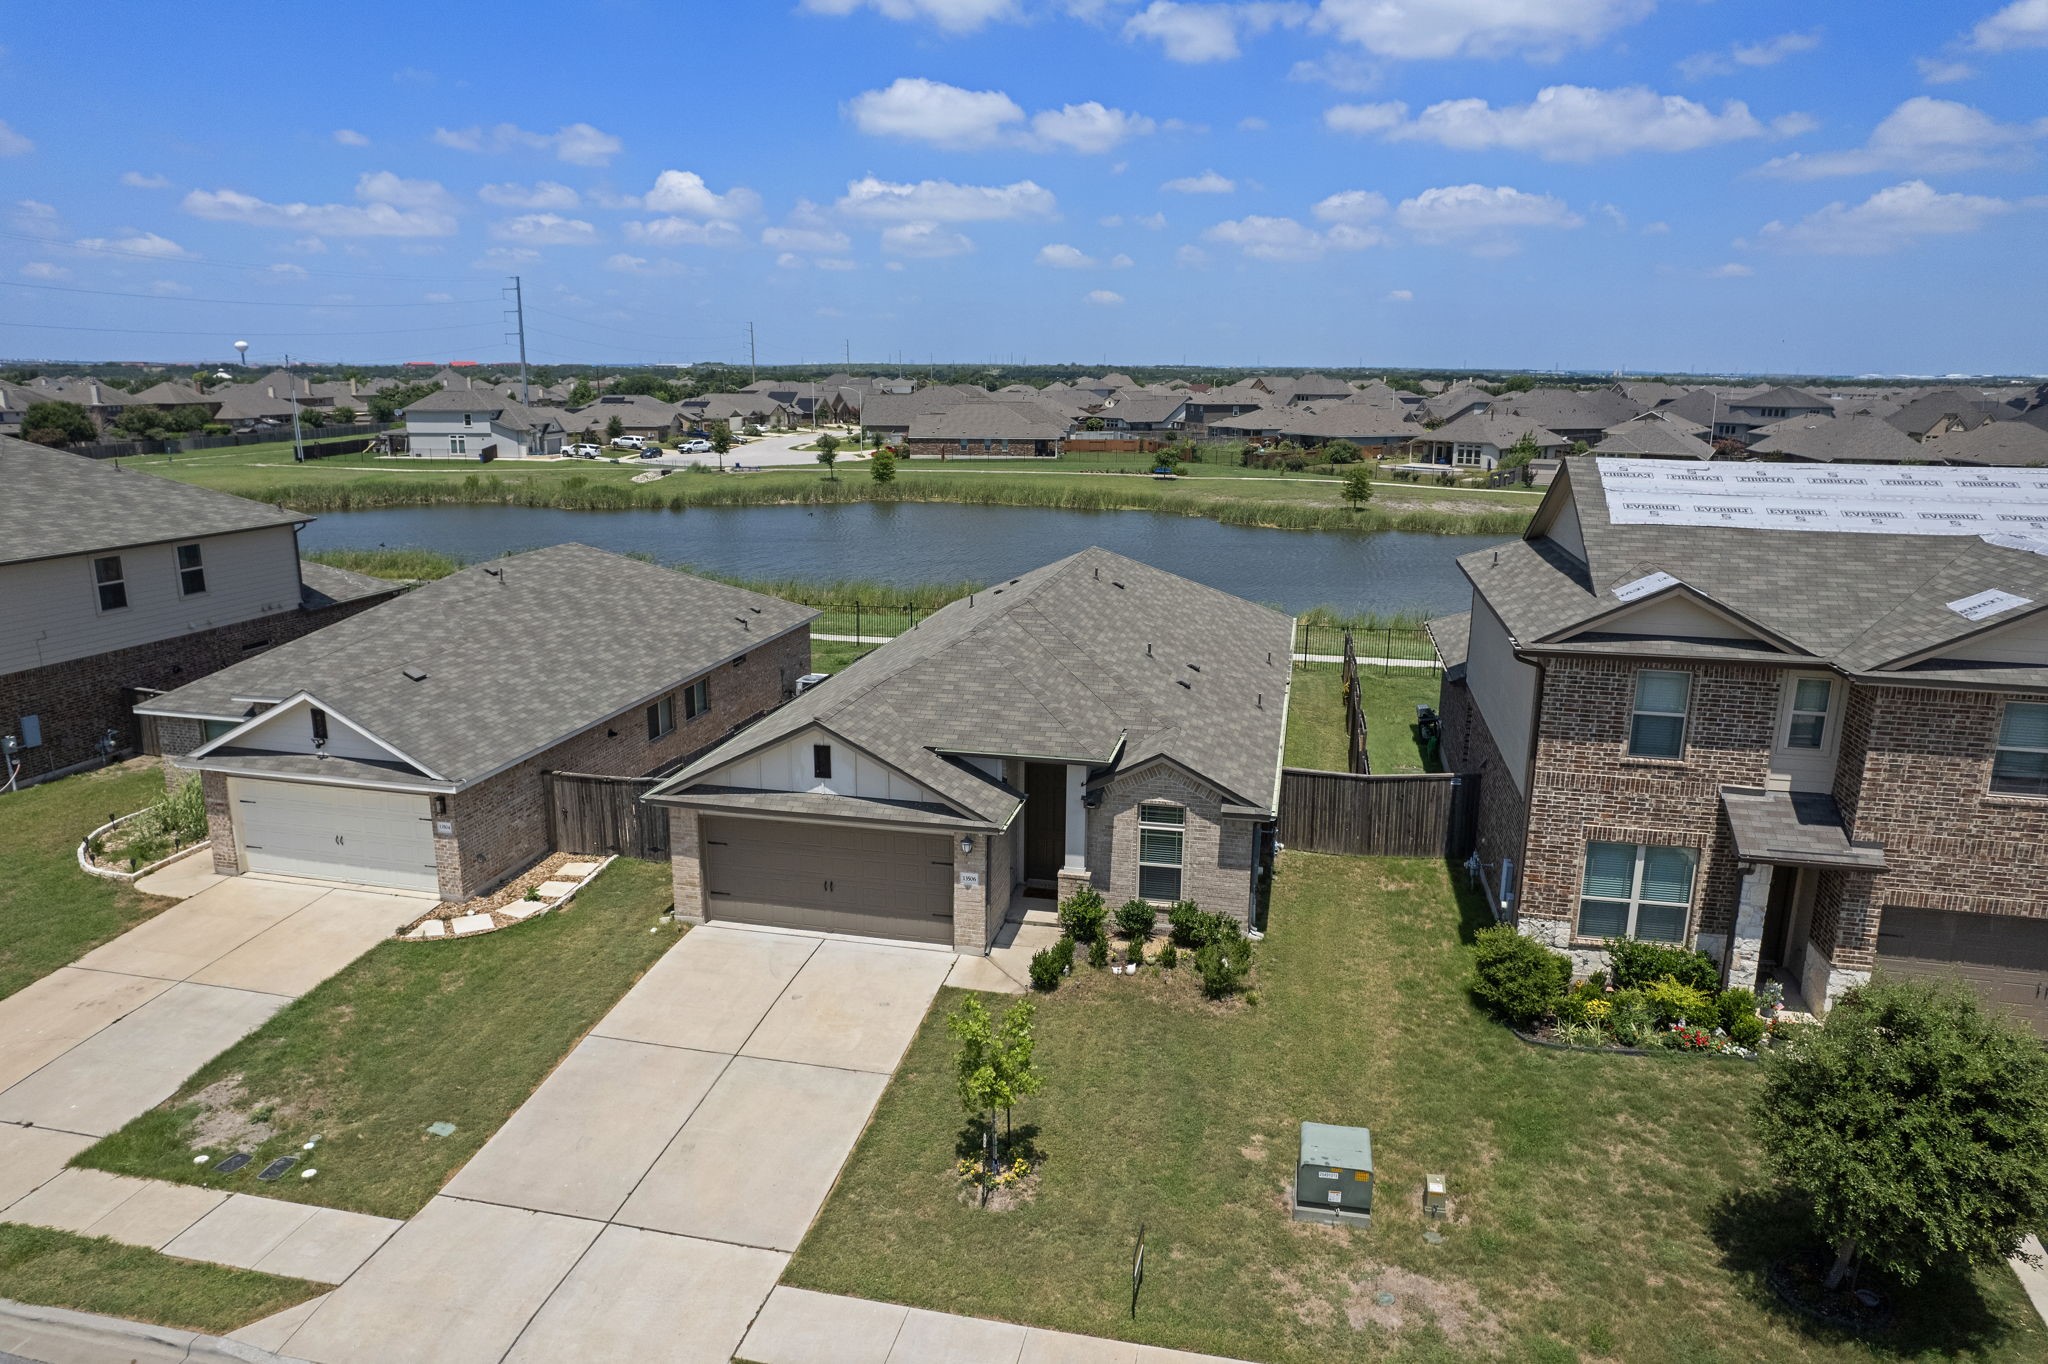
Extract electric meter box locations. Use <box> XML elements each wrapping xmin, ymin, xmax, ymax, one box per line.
<box><xmin>1293</xmin><ymin>1122</ymin><xmax>1373</xmax><ymax>1227</ymax></box>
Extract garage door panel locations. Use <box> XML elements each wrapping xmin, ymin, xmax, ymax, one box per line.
<box><xmin>1877</xmin><ymin>907</ymin><xmax>2048</xmax><ymax>1039</ymax></box>
<box><xmin>230</xmin><ymin>779</ymin><xmax>439</xmax><ymax>894</ymax></box>
<box><xmin>701</xmin><ymin>817</ymin><xmax>954</xmax><ymax>945</ymax></box>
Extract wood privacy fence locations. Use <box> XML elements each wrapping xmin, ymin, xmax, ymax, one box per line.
<box><xmin>1340</xmin><ymin>630</ymin><xmax>1369</xmax><ymax>774</ymax></box>
<box><xmin>544</xmin><ymin>770</ymin><xmax>669</xmax><ymax>861</ymax></box>
<box><xmin>1278</xmin><ymin>768</ymin><xmax>1479</xmax><ymax>859</ymax></box>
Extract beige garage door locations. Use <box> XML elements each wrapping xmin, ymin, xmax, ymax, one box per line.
<box><xmin>1877</xmin><ymin>907</ymin><xmax>2048</xmax><ymax>1039</ymax></box>
<box><xmin>701</xmin><ymin>817</ymin><xmax>955</xmax><ymax>944</ymax></box>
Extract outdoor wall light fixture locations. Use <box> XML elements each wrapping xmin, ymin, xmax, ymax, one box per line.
<box><xmin>960</xmin><ymin>835</ymin><xmax>975</xmax><ymax>854</ymax></box>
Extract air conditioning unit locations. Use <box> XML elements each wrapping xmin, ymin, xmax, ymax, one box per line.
<box><xmin>1293</xmin><ymin>1122</ymin><xmax>1372</xmax><ymax>1227</ymax></box>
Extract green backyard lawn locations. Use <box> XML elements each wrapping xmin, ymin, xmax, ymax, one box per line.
<box><xmin>0</xmin><ymin>760</ymin><xmax>176</xmax><ymax>1001</ymax></box>
<box><xmin>785</xmin><ymin>852</ymin><xmax>2043</xmax><ymax>1364</ymax></box>
<box><xmin>1284</xmin><ymin>666</ymin><xmax>1445</xmax><ymax>774</ymax></box>
<box><xmin>77</xmin><ymin>858</ymin><xmax>679</xmax><ymax>1220</ymax></box>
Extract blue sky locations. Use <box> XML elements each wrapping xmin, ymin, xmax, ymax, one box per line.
<box><xmin>1</xmin><ymin>1</ymin><xmax>2044</xmax><ymax>374</ymax></box>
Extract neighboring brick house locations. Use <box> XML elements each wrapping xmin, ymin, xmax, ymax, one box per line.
<box><xmin>904</xmin><ymin>400</ymin><xmax>1069</xmax><ymax>459</ymax></box>
<box><xmin>0</xmin><ymin>438</ymin><xmax>399</xmax><ymax>784</ymax></box>
<box><xmin>646</xmin><ymin>548</ymin><xmax>1292</xmax><ymax>954</ymax></box>
<box><xmin>1433</xmin><ymin>456</ymin><xmax>2048</xmax><ymax>1034</ymax></box>
<box><xmin>137</xmin><ymin>545</ymin><xmax>814</xmax><ymax>902</ymax></box>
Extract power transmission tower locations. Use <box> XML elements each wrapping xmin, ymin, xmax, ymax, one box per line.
<box><xmin>747</xmin><ymin>322</ymin><xmax>757</xmax><ymax>382</ymax></box>
<box><xmin>505</xmin><ymin>276</ymin><xmax>530</xmax><ymax>405</ymax></box>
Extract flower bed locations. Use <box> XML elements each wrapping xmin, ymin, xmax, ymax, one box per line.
<box><xmin>395</xmin><ymin>852</ymin><xmax>613</xmax><ymax>941</ymax></box>
<box><xmin>1471</xmin><ymin>925</ymin><xmax>1782</xmax><ymax>1059</ymax></box>
<box><xmin>76</xmin><ymin>772</ymin><xmax>210</xmax><ymax>881</ymax></box>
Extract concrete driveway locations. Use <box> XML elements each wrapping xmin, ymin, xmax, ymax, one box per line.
<box><xmin>276</xmin><ymin>924</ymin><xmax>953</xmax><ymax>1364</ymax></box>
<box><xmin>0</xmin><ymin>870</ymin><xmax>430</xmax><ymax>1143</ymax></box>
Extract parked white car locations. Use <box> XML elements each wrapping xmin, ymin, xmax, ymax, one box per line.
<box><xmin>678</xmin><ymin>439</ymin><xmax>713</xmax><ymax>454</ymax></box>
<box><xmin>568</xmin><ymin>443</ymin><xmax>603</xmax><ymax>458</ymax></box>
<box><xmin>610</xmin><ymin>435</ymin><xmax>650</xmax><ymax>450</ymax></box>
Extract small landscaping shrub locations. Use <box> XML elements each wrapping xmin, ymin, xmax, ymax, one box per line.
<box><xmin>1608</xmin><ymin>938</ymin><xmax>1718</xmax><ymax>994</ymax></box>
<box><xmin>1717</xmin><ymin>987</ymin><xmax>1759</xmax><ymax>1032</ymax></box>
<box><xmin>1194</xmin><ymin>935</ymin><xmax>1251</xmax><ymax>998</ymax></box>
<box><xmin>1608</xmin><ymin>990</ymin><xmax>1655</xmax><ymax>1047</ymax></box>
<box><xmin>1087</xmin><ymin>935</ymin><xmax>1109</xmax><ymax>969</ymax></box>
<box><xmin>1052</xmin><ymin>934</ymin><xmax>1076</xmax><ymax>970</ymax></box>
<box><xmin>1643</xmin><ymin>975</ymin><xmax>1716</xmax><ymax>1027</ymax></box>
<box><xmin>1670</xmin><ymin>1023</ymin><xmax>1715</xmax><ymax>1051</ymax></box>
<box><xmin>1158</xmin><ymin>941</ymin><xmax>1178</xmax><ymax>969</ymax></box>
<box><xmin>1057</xmin><ymin>887</ymin><xmax>1108</xmax><ymax>943</ymax></box>
<box><xmin>1113</xmin><ymin>899</ymin><xmax>1157</xmax><ymax>941</ymax></box>
<box><xmin>1028</xmin><ymin>947</ymin><xmax>1065</xmax><ymax>991</ymax></box>
<box><xmin>1470</xmin><ymin>924</ymin><xmax>1569</xmax><ymax>1028</ymax></box>
<box><xmin>1167</xmin><ymin>901</ymin><xmax>1204</xmax><ymax>948</ymax></box>
<box><xmin>1127</xmin><ymin>936</ymin><xmax>1145</xmax><ymax>968</ymax></box>
<box><xmin>1728</xmin><ymin>1011</ymin><xmax>1767</xmax><ymax>1048</ymax></box>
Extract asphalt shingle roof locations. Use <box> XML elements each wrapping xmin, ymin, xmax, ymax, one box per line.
<box><xmin>139</xmin><ymin>544</ymin><xmax>817</xmax><ymax>787</ymax></box>
<box><xmin>652</xmin><ymin>547</ymin><xmax>1294</xmax><ymax>824</ymax></box>
<box><xmin>0</xmin><ymin>438</ymin><xmax>306</xmax><ymax>566</ymax></box>
<box><xmin>1746</xmin><ymin>413</ymin><xmax>1923</xmax><ymax>464</ymax></box>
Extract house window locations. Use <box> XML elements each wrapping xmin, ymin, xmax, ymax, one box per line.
<box><xmin>450</xmin><ymin>434</ymin><xmax>467</xmax><ymax>455</ymax></box>
<box><xmin>1137</xmin><ymin>803</ymin><xmax>1184</xmax><ymax>901</ymax></box>
<box><xmin>1453</xmin><ymin>443</ymin><xmax>1486</xmax><ymax>467</ymax></box>
<box><xmin>1759</xmin><ymin>407</ymin><xmax>1786</xmax><ymax>420</ymax></box>
<box><xmin>1577</xmin><ymin>842</ymin><xmax>1695</xmax><ymax>943</ymax></box>
<box><xmin>1785</xmin><ymin>677</ymin><xmax>1832</xmax><ymax>749</ymax></box>
<box><xmin>813</xmin><ymin>744</ymin><xmax>833</xmax><ymax>780</ymax></box>
<box><xmin>310</xmin><ymin>708</ymin><xmax>330</xmax><ymax>746</ymax></box>
<box><xmin>683</xmin><ymin>678</ymin><xmax>709</xmax><ymax>719</ymax></box>
<box><xmin>176</xmin><ymin>542</ymin><xmax>207</xmax><ymax>596</ymax></box>
<box><xmin>1629</xmin><ymin>670</ymin><xmax>1690</xmax><ymax>759</ymax></box>
<box><xmin>462</xmin><ymin>412</ymin><xmax>472</xmax><ymax>426</ymax></box>
<box><xmin>202</xmin><ymin>720</ymin><xmax>237</xmax><ymax>743</ymax></box>
<box><xmin>93</xmin><ymin>555</ymin><xmax>127</xmax><ymax>611</ymax></box>
<box><xmin>1992</xmin><ymin>701</ymin><xmax>2048</xmax><ymax>796</ymax></box>
<box><xmin>646</xmin><ymin>695</ymin><xmax>675</xmax><ymax>740</ymax></box>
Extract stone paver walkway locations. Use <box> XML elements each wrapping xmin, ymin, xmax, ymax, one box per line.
<box><xmin>740</xmin><ymin>1286</ymin><xmax>1253</xmax><ymax>1364</ymax></box>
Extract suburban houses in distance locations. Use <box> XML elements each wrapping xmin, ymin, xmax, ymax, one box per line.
<box><xmin>1434</xmin><ymin>456</ymin><xmax>2048</xmax><ymax>1034</ymax></box>
<box><xmin>0</xmin><ymin>439</ymin><xmax>398</xmax><ymax>782</ymax></box>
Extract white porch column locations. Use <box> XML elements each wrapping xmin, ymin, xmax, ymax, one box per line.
<box><xmin>1063</xmin><ymin>765</ymin><xmax>1088</xmax><ymax>871</ymax></box>
<box><xmin>1726</xmin><ymin>864</ymin><xmax>1772</xmax><ymax>991</ymax></box>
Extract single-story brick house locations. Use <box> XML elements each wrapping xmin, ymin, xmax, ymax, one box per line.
<box><xmin>645</xmin><ymin>548</ymin><xmax>1292</xmax><ymax>954</ymax></box>
<box><xmin>138</xmin><ymin>545</ymin><xmax>814</xmax><ymax>901</ymax></box>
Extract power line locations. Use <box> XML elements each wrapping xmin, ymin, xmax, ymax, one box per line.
<box><xmin>524</xmin><ymin>305</ymin><xmax>750</xmax><ymax>349</ymax></box>
<box><xmin>0</xmin><ymin>279</ymin><xmax>499</xmax><ymax>308</ymax></box>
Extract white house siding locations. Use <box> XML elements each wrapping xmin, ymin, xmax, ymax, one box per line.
<box><xmin>402</xmin><ymin>412</ymin><xmax>557</xmax><ymax>459</ymax></box>
<box><xmin>215</xmin><ymin>698</ymin><xmax>418</xmax><ymax>767</ymax></box>
<box><xmin>707</xmin><ymin>726</ymin><xmax>940</xmax><ymax>804</ymax></box>
<box><xmin>1940</xmin><ymin>614</ymin><xmax>2048</xmax><ymax>666</ymax></box>
<box><xmin>0</xmin><ymin>525</ymin><xmax>303</xmax><ymax>674</ymax></box>
<box><xmin>1465</xmin><ymin>597</ymin><xmax>1539</xmax><ymax>797</ymax></box>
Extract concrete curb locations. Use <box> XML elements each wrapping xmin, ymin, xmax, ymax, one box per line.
<box><xmin>0</xmin><ymin>1296</ymin><xmax>310</xmax><ymax>1363</ymax></box>
<box><xmin>76</xmin><ymin>812</ymin><xmax>210</xmax><ymax>883</ymax></box>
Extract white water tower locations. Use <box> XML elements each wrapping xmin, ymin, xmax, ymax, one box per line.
<box><xmin>234</xmin><ymin>340</ymin><xmax>249</xmax><ymax>366</ymax></box>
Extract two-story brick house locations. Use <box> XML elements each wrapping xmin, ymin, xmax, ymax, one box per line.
<box><xmin>1433</xmin><ymin>457</ymin><xmax>2048</xmax><ymax>1034</ymax></box>
<box><xmin>0</xmin><ymin>439</ymin><xmax>399</xmax><ymax>784</ymax></box>
<box><xmin>136</xmin><ymin>545</ymin><xmax>815</xmax><ymax>902</ymax></box>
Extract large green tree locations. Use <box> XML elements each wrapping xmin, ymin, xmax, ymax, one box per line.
<box><xmin>1754</xmin><ymin>978</ymin><xmax>2048</xmax><ymax>1291</ymax></box>
<box><xmin>21</xmin><ymin>400</ymin><xmax>96</xmax><ymax>447</ymax></box>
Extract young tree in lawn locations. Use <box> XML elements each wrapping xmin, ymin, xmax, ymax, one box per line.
<box><xmin>604</xmin><ymin>414</ymin><xmax>626</xmax><ymax>443</ymax></box>
<box><xmin>1754</xmin><ymin>978</ymin><xmax>2048</xmax><ymax>1292</ymax></box>
<box><xmin>815</xmin><ymin>432</ymin><xmax>841</xmax><ymax>479</ymax></box>
<box><xmin>869</xmin><ymin>448</ymin><xmax>897</xmax><ymax>484</ymax></box>
<box><xmin>1499</xmin><ymin>431</ymin><xmax>1542</xmax><ymax>470</ymax></box>
<box><xmin>1342</xmin><ymin>465</ymin><xmax>1375</xmax><ymax>510</ymax></box>
<box><xmin>992</xmin><ymin>998</ymin><xmax>1043</xmax><ymax>1155</ymax></box>
<box><xmin>22</xmin><ymin>400</ymin><xmax>96</xmax><ymax>448</ymax></box>
<box><xmin>709</xmin><ymin>421</ymin><xmax>733</xmax><ymax>469</ymax></box>
<box><xmin>949</xmin><ymin>995</ymin><xmax>1002</xmax><ymax>1169</ymax></box>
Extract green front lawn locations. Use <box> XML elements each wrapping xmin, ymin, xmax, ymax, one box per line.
<box><xmin>77</xmin><ymin>859</ymin><xmax>679</xmax><ymax>1220</ymax></box>
<box><xmin>0</xmin><ymin>761</ymin><xmax>177</xmax><ymax>1001</ymax></box>
<box><xmin>785</xmin><ymin>853</ymin><xmax>2043</xmax><ymax>1364</ymax></box>
<box><xmin>0</xmin><ymin>1224</ymin><xmax>324</xmax><ymax>1335</ymax></box>
<box><xmin>1283</xmin><ymin>666</ymin><xmax>1444</xmax><ymax>775</ymax></box>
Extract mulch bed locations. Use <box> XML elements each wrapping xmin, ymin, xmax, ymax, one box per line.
<box><xmin>1767</xmin><ymin>1251</ymin><xmax>1894</xmax><ymax>1332</ymax></box>
<box><xmin>396</xmin><ymin>852</ymin><xmax>584</xmax><ymax>935</ymax></box>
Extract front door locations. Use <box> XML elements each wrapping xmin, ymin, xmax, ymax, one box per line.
<box><xmin>1759</xmin><ymin>865</ymin><xmax>1797</xmax><ymax>972</ymax></box>
<box><xmin>1023</xmin><ymin>763</ymin><xmax>1065</xmax><ymax>883</ymax></box>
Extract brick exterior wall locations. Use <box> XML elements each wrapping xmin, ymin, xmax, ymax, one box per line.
<box><xmin>434</xmin><ymin>627</ymin><xmax>809</xmax><ymax>901</ymax></box>
<box><xmin>2</xmin><ymin>593</ymin><xmax>395</xmax><ymax>782</ymax></box>
<box><xmin>202</xmin><ymin>771</ymin><xmax>236</xmax><ymax>874</ymax></box>
<box><xmin>1086</xmin><ymin>760</ymin><xmax>1257</xmax><ymax>925</ymax></box>
<box><xmin>668</xmin><ymin>807</ymin><xmax>704</xmax><ymax>921</ymax></box>
<box><xmin>1437</xmin><ymin>674</ymin><xmax>1528</xmax><ymax>917</ymax></box>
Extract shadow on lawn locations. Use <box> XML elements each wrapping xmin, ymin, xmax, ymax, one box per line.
<box><xmin>955</xmin><ymin>1117</ymin><xmax>1043</xmax><ymax>1168</ymax></box>
<box><xmin>1446</xmin><ymin>859</ymin><xmax>1498</xmax><ymax>947</ymax></box>
<box><xmin>1707</xmin><ymin>1188</ymin><xmax>2019</xmax><ymax>1357</ymax></box>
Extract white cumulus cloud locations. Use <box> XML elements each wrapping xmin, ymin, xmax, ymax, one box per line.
<box><xmin>1678</xmin><ymin>29</ymin><xmax>1821</xmax><ymax>80</ymax></box>
<box><xmin>1313</xmin><ymin>0</ymin><xmax>1655</xmax><ymax>61</ymax></box>
<box><xmin>1204</xmin><ymin>214</ymin><xmax>1383</xmax><ymax>260</ymax></box>
<box><xmin>183</xmin><ymin>172</ymin><xmax>458</xmax><ymax>237</ymax></box>
<box><xmin>1085</xmin><ymin>288</ymin><xmax>1125</xmax><ymax>305</ymax></box>
<box><xmin>0</xmin><ymin>120</ymin><xmax>32</xmax><ymax>156</ymax></box>
<box><xmin>1394</xmin><ymin>184</ymin><xmax>1582</xmax><ymax>253</ymax></box>
<box><xmin>763</xmin><ymin>223</ymin><xmax>854</xmax><ymax>253</ymax></box>
<box><xmin>120</xmin><ymin>171</ymin><xmax>170</xmax><ymax>189</ymax></box>
<box><xmin>333</xmin><ymin>129</ymin><xmax>371</xmax><ymax>147</ymax></box>
<box><xmin>1386</xmin><ymin>288</ymin><xmax>1413</xmax><ymax>300</ymax></box>
<box><xmin>490</xmin><ymin>213</ymin><xmax>598</xmax><ymax>245</ymax></box>
<box><xmin>1336</xmin><ymin>86</ymin><xmax>1785</xmax><ymax>160</ymax></box>
<box><xmin>478</xmin><ymin>181</ymin><xmax>580</xmax><ymax>209</ymax></box>
<box><xmin>1312</xmin><ymin>189</ymin><xmax>1391</xmax><ymax>223</ymax></box>
<box><xmin>1032</xmin><ymin>101</ymin><xmax>1157</xmax><ymax>153</ymax></box>
<box><xmin>1162</xmin><ymin>169</ymin><xmax>1236</xmax><ymax>193</ymax></box>
<box><xmin>1969</xmin><ymin>0</ymin><xmax>2048</xmax><ymax>51</ymax></box>
<box><xmin>844</xmin><ymin>78</ymin><xmax>1155</xmax><ymax>153</ymax></box>
<box><xmin>642</xmin><ymin>170</ymin><xmax>761</xmax><ymax>219</ymax></box>
<box><xmin>837</xmin><ymin>176</ymin><xmax>1056</xmax><ymax>221</ymax></box>
<box><xmin>880</xmin><ymin>221</ymin><xmax>976</xmax><ymax>257</ymax></box>
<box><xmin>1122</xmin><ymin>2</ymin><xmax>1308</xmax><ymax>63</ymax></box>
<box><xmin>624</xmin><ymin>218</ymin><xmax>745</xmax><ymax>247</ymax></box>
<box><xmin>800</xmin><ymin>0</ymin><xmax>1017</xmax><ymax>33</ymax></box>
<box><xmin>1758</xmin><ymin>97</ymin><xmax>2048</xmax><ymax>178</ymax></box>
<box><xmin>74</xmin><ymin>231</ymin><xmax>191</xmax><ymax>258</ymax></box>
<box><xmin>432</xmin><ymin>121</ymin><xmax>622</xmax><ymax>166</ymax></box>
<box><xmin>1755</xmin><ymin>179</ymin><xmax>2016</xmax><ymax>254</ymax></box>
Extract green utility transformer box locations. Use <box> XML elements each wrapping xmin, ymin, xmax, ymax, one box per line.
<box><xmin>1293</xmin><ymin>1122</ymin><xmax>1373</xmax><ymax>1227</ymax></box>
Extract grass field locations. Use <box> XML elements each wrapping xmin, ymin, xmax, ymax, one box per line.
<box><xmin>121</xmin><ymin>439</ymin><xmax>1532</xmax><ymax>537</ymax></box>
<box><xmin>77</xmin><ymin>859</ymin><xmax>678</xmax><ymax>1220</ymax></box>
<box><xmin>1284</xmin><ymin>666</ymin><xmax>1446</xmax><ymax>775</ymax></box>
<box><xmin>0</xmin><ymin>1224</ymin><xmax>324</xmax><ymax>1335</ymax></box>
<box><xmin>784</xmin><ymin>852</ymin><xmax>2044</xmax><ymax>1364</ymax></box>
<box><xmin>0</xmin><ymin>760</ymin><xmax>177</xmax><ymax>1002</ymax></box>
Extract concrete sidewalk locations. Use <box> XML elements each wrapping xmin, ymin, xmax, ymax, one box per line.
<box><xmin>740</xmin><ymin>1286</ymin><xmax>1254</xmax><ymax>1364</ymax></box>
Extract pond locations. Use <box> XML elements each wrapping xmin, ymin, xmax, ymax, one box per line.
<box><xmin>297</xmin><ymin>502</ymin><xmax>1510</xmax><ymax>617</ymax></box>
